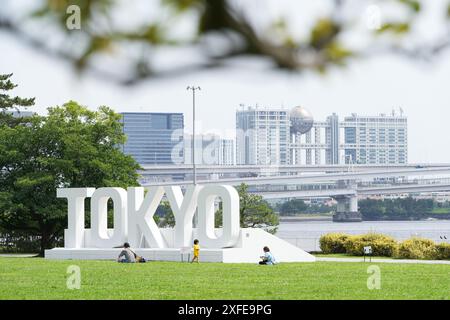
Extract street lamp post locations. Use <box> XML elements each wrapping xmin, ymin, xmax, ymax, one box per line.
<box><xmin>187</xmin><ymin>86</ymin><xmax>201</xmax><ymax>185</ymax></box>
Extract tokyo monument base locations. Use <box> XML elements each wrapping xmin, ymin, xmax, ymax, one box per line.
<box><xmin>45</xmin><ymin>228</ymin><xmax>315</xmax><ymax>263</ymax></box>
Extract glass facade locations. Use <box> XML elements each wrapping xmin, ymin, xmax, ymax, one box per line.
<box><xmin>120</xmin><ymin>112</ymin><xmax>184</xmax><ymax>165</ymax></box>
<box><xmin>343</xmin><ymin>115</ymin><xmax>408</xmax><ymax>164</ymax></box>
<box><xmin>326</xmin><ymin>113</ymin><xmax>340</xmax><ymax>164</ymax></box>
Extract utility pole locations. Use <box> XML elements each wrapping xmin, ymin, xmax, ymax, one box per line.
<box><xmin>187</xmin><ymin>86</ymin><xmax>201</xmax><ymax>185</ymax></box>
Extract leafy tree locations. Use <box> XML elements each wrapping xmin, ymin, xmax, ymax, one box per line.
<box><xmin>0</xmin><ymin>73</ymin><xmax>35</xmax><ymax>125</ymax></box>
<box><xmin>1</xmin><ymin>1</ymin><xmax>449</xmax><ymax>84</ymax></box>
<box><xmin>359</xmin><ymin>199</ymin><xmax>386</xmax><ymax>220</ymax></box>
<box><xmin>0</xmin><ymin>73</ymin><xmax>34</xmax><ymax>111</ymax></box>
<box><xmin>215</xmin><ymin>183</ymin><xmax>279</xmax><ymax>234</ymax></box>
<box><xmin>359</xmin><ymin>197</ymin><xmax>434</xmax><ymax>220</ymax></box>
<box><xmin>275</xmin><ymin>199</ymin><xmax>335</xmax><ymax>215</ymax></box>
<box><xmin>0</xmin><ymin>101</ymin><xmax>141</xmax><ymax>255</ymax></box>
<box><xmin>156</xmin><ymin>200</ymin><xmax>175</xmax><ymax>228</ymax></box>
<box><xmin>279</xmin><ymin>199</ymin><xmax>308</xmax><ymax>216</ymax></box>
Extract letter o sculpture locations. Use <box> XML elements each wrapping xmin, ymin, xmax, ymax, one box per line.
<box><xmin>90</xmin><ymin>187</ymin><xmax>127</xmax><ymax>247</ymax></box>
<box><xmin>197</xmin><ymin>185</ymin><xmax>240</xmax><ymax>248</ymax></box>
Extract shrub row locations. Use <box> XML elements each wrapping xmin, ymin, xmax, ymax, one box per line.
<box><xmin>319</xmin><ymin>232</ymin><xmax>450</xmax><ymax>260</ymax></box>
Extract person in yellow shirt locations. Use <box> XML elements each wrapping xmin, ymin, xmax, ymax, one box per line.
<box><xmin>191</xmin><ymin>239</ymin><xmax>200</xmax><ymax>263</ymax></box>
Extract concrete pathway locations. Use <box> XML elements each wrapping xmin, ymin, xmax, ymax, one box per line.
<box><xmin>0</xmin><ymin>254</ymin><xmax>37</xmax><ymax>258</ymax></box>
<box><xmin>316</xmin><ymin>257</ymin><xmax>450</xmax><ymax>265</ymax></box>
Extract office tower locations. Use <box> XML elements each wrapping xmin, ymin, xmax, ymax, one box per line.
<box><xmin>185</xmin><ymin>133</ymin><xmax>218</xmax><ymax>165</ymax></box>
<box><xmin>326</xmin><ymin>113</ymin><xmax>340</xmax><ymax>164</ymax></box>
<box><xmin>236</xmin><ymin>107</ymin><xmax>290</xmax><ymax>165</ymax></box>
<box><xmin>120</xmin><ymin>112</ymin><xmax>184</xmax><ymax>165</ymax></box>
<box><xmin>219</xmin><ymin>138</ymin><xmax>235</xmax><ymax>166</ymax></box>
<box><xmin>343</xmin><ymin>113</ymin><xmax>407</xmax><ymax>164</ymax></box>
<box><xmin>292</xmin><ymin>111</ymin><xmax>408</xmax><ymax>165</ymax></box>
<box><xmin>237</xmin><ymin>106</ymin><xmax>408</xmax><ymax>166</ymax></box>
<box><xmin>185</xmin><ymin>134</ymin><xmax>235</xmax><ymax>165</ymax></box>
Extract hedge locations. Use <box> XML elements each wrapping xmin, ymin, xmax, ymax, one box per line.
<box><xmin>435</xmin><ymin>243</ymin><xmax>450</xmax><ymax>260</ymax></box>
<box><xmin>319</xmin><ymin>233</ymin><xmax>450</xmax><ymax>260</ymax></box>
<box><xmin>318</xmin><ymin>233</ymin><xmax>349</xmax><ymax>254</ymax></box>
<box><xmin>343</xmin><ymin>233</ymin><xmax>398</xmax><ymax>257</ymax></box>
<box><xmin>397</xmin><ymin>238</ymin><xmax>438</xmax><ymax>260</ymax></box>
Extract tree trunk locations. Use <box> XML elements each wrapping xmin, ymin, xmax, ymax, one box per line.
<box><xmin>38</xmin><ymin>231</ymin><xmax>52</xmax><ymax>257</ymax></box>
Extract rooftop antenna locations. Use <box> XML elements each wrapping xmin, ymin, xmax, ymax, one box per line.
<box><xmin>391</xmin><ymin>108</ymin><xmax>395</xmax><ymax>117</ymax></box>
<box><xmin>399</xmin><ymin>107</ymin><xmax>404</xmax><ymax>117</ymax></box>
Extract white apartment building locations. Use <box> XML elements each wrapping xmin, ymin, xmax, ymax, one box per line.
<box><xmin>185</xmin><ymin>133</ymin><xmax>235</xmax><ymax>165</ymax></box>
<box><xmin>291</xmin><ymin>111</ymin><xmax>408</xmax><ymax>165</ymax></box>
<box><xmin>236</xmin><ymin>107</ymin><xmax>290</xmax><ymax>165</ymax></box>
<box><xmin>343</xmin><ymin>113</ymin><xmax>407</xmax><ymax>164</ymax></box>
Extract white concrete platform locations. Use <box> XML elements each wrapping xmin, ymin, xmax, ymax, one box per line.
<box><xmin>45</xmin><ymin>228</ymin><xmax>315</xmax><ymax>263</ymax></box>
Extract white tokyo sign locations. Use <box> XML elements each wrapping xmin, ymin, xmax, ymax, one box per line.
<box><xmin>57</xmin><ymin>185</ymin><xmax>240</xmax><ymax>249</ymax></box>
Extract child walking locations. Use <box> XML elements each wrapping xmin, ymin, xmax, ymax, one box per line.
<box><xmin>191</xmin><ymin>239</ymin><xmax>200</xmax><ymax>263</ymax></box>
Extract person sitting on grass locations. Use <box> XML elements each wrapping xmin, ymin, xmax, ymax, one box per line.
<box><xmin>117</xmin><ymin>242</ymin><xmax>136</xmax><ymax>263</ymax></box>
<box><xmin>259</xmin><ymin>246</ymin><xmax>277</xmax><ymax>265</ymax></box>
<box><xmin>191</xmin><ymin>239</ymin><xmax>200</xmax><ymax>263</ymax></box>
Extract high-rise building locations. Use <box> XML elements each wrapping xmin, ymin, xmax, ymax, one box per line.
<box><xmin>184</xmin><ymin>134</ymin><xmax>235</xmax><ymax>165</ymax></box>
<box><xmin>290</xmin><ymin>110</ymin><xmax>408</xmax><ymax>165</ymax></box>
<box><xmin>238</xmin><ymin>106</ymin><xmax>408</xmax><ymax>166</ymax></box>
<box><xmin>120</xmin><ymin>112</ymin><xmax>184</xmax><ymax>165</ymax></box>
<box><xmin>219</xmin><ymin>139</ymin><xmax>235</xmax><ymax>166</ymax></box>
<box><xmin>343</xmin><ymin>113</ymin><xmax>407</xmax><ymax>164</ymax></box>
<box><xmin>326</xmin><ymin>113</ymin><xmax>340</xmax><ymax>164</ymax></box>
<box><xmin>236</xmin><ymin>107</ymin><xmax>290</xmax><ymax>165</ymax></box>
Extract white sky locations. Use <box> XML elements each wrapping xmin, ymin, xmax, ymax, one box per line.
<box><xmin>1</xmin><ymin>0</ymin><xmax>450</xmax><ymax>163</ymax></box>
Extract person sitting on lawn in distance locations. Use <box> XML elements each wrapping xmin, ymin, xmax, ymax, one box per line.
<box><xmin>117</xmin><ymin>242</ymin><xmax>136</xmax><ymax>263</ymax></box>
<box><xmin>191</xmin><ymin>239</ymin><xmax>200</xmax><ymax>263</ymax></box>
<box><xmin>259</xmin><ymin>246</ymin><xmax>277</xmax><ymax>265</ymax></box>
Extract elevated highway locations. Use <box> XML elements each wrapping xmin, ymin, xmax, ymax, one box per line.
<box><xmin>139</xmin><ymin>164</ymin><xmax>450</xmax><ymax>222</ymax></box>
<box><xmin>256</xmin><ymin>181</ymin><xmax>450</xmax><ymax>199</ymax></box>
<box><xmin>139</xmin><ymin>163</ymin><xmax>450</xmax><ymax>175</ymax></box>
<box><xmin>142</xmin><ymin>167</ymin><xmax>450</xmax><ymax>187</ymax></box>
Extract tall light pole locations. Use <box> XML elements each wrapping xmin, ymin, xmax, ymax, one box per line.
<box><xmin>187</xmin><ymin>86</ymin><xmax>201</xmax><ymax>185</ymax></box>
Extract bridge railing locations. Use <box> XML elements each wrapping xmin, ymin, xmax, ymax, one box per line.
<box><xmin>358</xmin><ymin>178</ymin><xmax>450</xmax><ymax>188</ymax></box>
<box><xmin>250</xmin><ymin>183</ymin><xmax>346</xmax><ymax>192</ymax></box>
<box><xmin>251</xmin><ymin>177</ymin><xmax>450</xmax><ymax>193</ymax></box>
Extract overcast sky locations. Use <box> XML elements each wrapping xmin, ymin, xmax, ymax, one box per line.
<box><xmin>1</xmin><ymin>0</ymin><xmax>450</xmax><ymax>163</ymax></box>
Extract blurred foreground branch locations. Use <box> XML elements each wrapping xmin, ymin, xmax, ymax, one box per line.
<box><xmin>1</xmin><ymin>0</ymin><xmax>449</xmax><ymax>84</ymax></box>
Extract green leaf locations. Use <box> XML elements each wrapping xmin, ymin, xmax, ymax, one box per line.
<box><xmin>376</xmin><ymin>22</ymin><xmax>410</xmax><ymax>34</ymax></box>
<box><xmin>310</xmin><ymin>18</ymin><xmax>341</xmax><ymax>50</ymax></box>
<box><xmin>162</xmin><ymin>0</ymin><xmax>203</xmax><ymax>12</ymax></box>
<box><xmin>398</xmin><ymin>0</ymin><xmax>421</xmax><ymax>13</ymax></box>
<box><xmin>325</xmin><ymin>42</ymin><xmax>353</xmax><ymax>63</ymax></box>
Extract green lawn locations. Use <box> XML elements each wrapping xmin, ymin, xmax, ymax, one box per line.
<box><xmin>431</xmin><ymin>207</ymin><xmax>450</xmax><ymax>214</ymax></box>
<box><xmin>0</xmin><ymin>258</ymin><xmax>449</xmax><ymax>300</ymax></box>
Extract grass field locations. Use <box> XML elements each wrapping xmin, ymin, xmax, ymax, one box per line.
<box><xmin>0</xmin><ymin>258</ymin><xmax>449</xmax><ymax>300</ymax></box>
<box><xmin>431</xmin><ymin>207</ymin><xmax>450</xmax><ymax>214</ymax></box>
